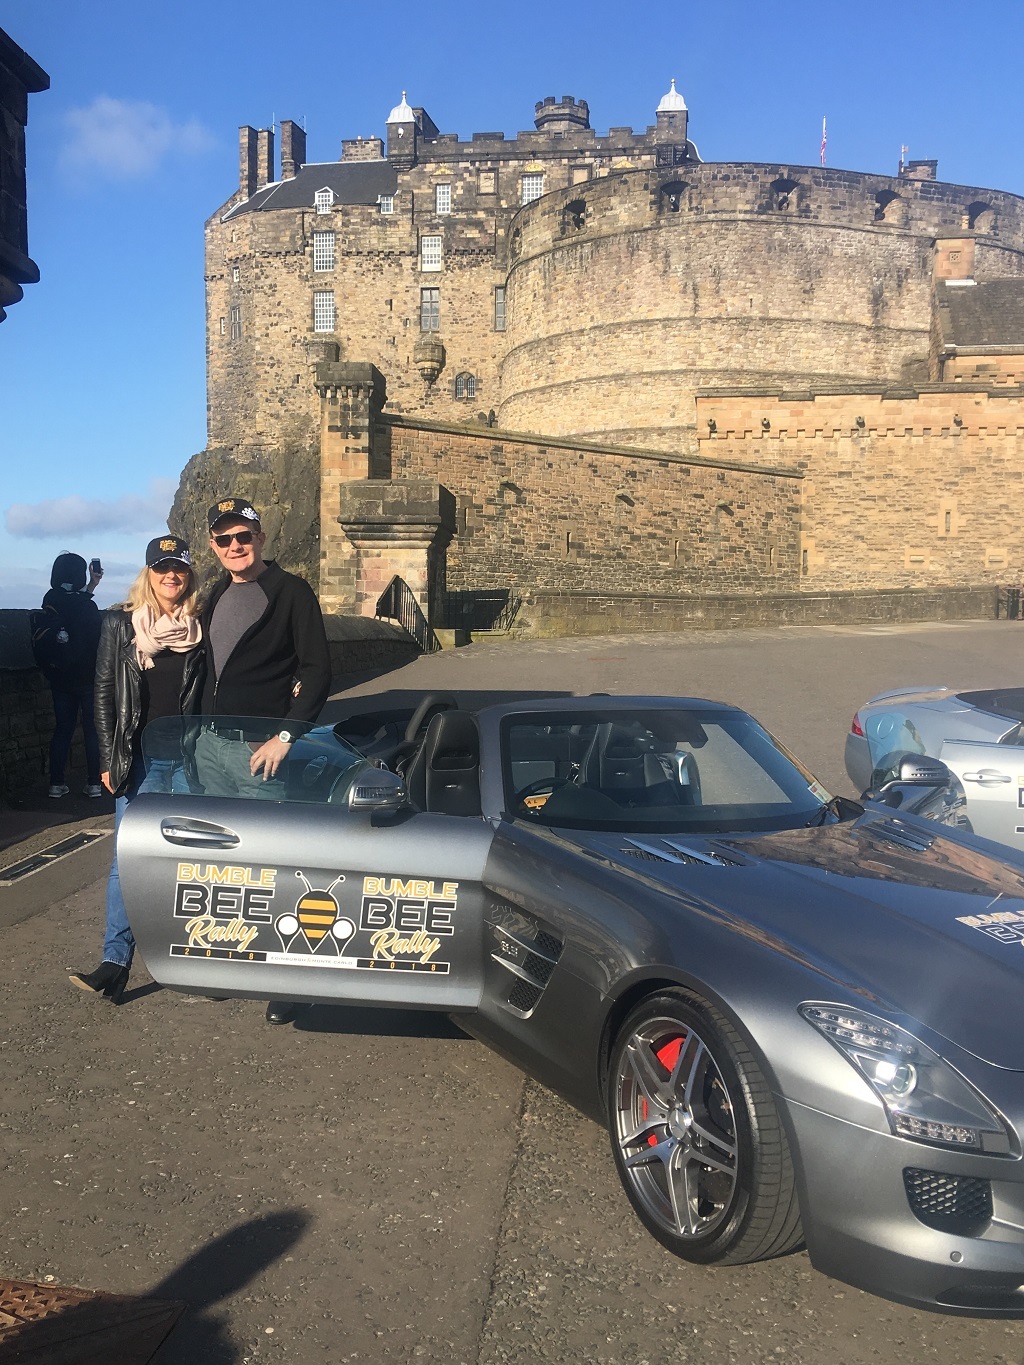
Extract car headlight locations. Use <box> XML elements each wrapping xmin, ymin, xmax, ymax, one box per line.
<box><xmin>799</xmin><ymin>1003</ymin><xmax>1015</xmax><ymax>1156</ymax></box>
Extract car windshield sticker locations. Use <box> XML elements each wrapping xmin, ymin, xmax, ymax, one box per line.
<box><xmin>956</xmin><ymin>908</ymin><xmax>1024</xmax><ymax>947</ymax></box>
<box><xmin>170</xmin><ymin>865</ymin><xmax>459</xmax><ymax>974</ymax></box>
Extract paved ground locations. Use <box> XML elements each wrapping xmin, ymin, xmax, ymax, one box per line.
<box><xmin>1</xmin><ymin>620</ymin><xmax>1023</xmax><ymax>1364</ymax></box>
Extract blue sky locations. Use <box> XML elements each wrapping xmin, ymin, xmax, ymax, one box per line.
<box><xmin>1</xmin><ymin>0</ymin><xmax>1021</xmax><ymax>608</ymax></box>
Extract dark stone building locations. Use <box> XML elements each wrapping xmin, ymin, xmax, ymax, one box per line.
<box><xmin>0</xmin><ymin>25</ymin><xmax>48</xmax><ymax>323</ymax></box>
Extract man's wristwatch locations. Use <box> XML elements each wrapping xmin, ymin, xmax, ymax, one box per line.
<box><xmin>278</xmin><ymin>729</ymin><xmax>296</xmax><ymax>744</ymax></box>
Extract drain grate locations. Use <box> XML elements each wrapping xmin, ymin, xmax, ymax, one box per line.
<box><xmin>0</xmin><ymin>831</ymin><xmax>110</xmax><ymax>885</ymax></box>
<box><xmin>0</xmin><ymin>1277</ymin><xmax>183</xmax><ymax>1362</ymax></box>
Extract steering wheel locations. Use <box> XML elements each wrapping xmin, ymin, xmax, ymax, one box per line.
<box><xmin>514</xmin><ymin>776</ymin><xmax>570</xmax><ymax>814</ymax></box>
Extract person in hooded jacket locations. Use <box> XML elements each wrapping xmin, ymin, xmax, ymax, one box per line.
<box><xmin>68</xmin><ymin>537</ymin><xmax>204</xmax><ymax>1004</ymax></box>
<box><xmin>31</xmin><ymin>551</ymin><xmax>104</xmax><ymax>798</ymax></box>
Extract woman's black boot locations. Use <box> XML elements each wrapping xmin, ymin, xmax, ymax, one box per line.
<box><xmin>68</xmin><ymin>962</ymin><xmax>129</xmax><ymax>1003</ymax></box>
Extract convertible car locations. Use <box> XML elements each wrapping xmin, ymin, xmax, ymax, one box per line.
<box><xmin>847</xmin><ymin>686</ymin><xmax>1024</xmax><ymax>851</ymax></box>
<box><xmin>119</xmin><ymin>696</ymin><xmax>1024</xmax><ymax>1317</ymax></box>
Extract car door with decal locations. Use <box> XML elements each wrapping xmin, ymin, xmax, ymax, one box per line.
<box><xmin>118</xmin><ymin>718</ymin><xmax>493</xmax><ymax>1009</ymax></box>
<box><xmin>938</xmin><ymin>739</ymin><xmax>1024</xmax><ymax>849</ymax></box>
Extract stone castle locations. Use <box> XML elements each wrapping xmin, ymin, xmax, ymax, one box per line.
<box><xmin>172</xmin><ymin>82</ymin><xmax>1024</xmax><ymax>635</ymax></box>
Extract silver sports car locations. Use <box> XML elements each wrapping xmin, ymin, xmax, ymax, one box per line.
<box><xmin>846</xmin><ymin>686</ymin><xmax>1024</xmax><ymax>850</ymax></box>
<box><xmin>120</xmin><ymin>696</ymin><xmax>1024</xmax><ymax>1318</ymax></box>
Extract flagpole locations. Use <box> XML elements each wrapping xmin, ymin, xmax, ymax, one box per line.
<box><xmin>820</xmin><ymin>116</ymin><xmax>827</xmax><ymax>167</ymax></box>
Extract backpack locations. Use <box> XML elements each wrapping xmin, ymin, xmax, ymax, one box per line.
<box><xmin>30</xmin><ymin>606</ymin><xmax>75</xmax><ymax>676</ymax></box>
<box><xmin>30</xmin><ymin>593</ymin><xmax>98</xmax><ymax>682</ymax></box>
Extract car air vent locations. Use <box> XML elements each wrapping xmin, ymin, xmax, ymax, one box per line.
<box><xmin>903</xmin><ymin>1167</ymin><xmax>992</xmax><ymax>1236</ymax></box>
<box><xmin>622</xmin><ymin>838</ymin><xmax>742</xmax><ymax>867</ymax></box>
<box><xmin>620</xmin><ymin>846</ymin><xmax>674</xmax><ymax>863</ymax></box>
<box><xmin>489</xmin><ymin>907</ymin><xmax>564</xmax><ymax>1018</ymax></box>
<box><xmin>869</xmin><ymin>818</ymin><xmax>936</xmax><ymax>854</ymax></box>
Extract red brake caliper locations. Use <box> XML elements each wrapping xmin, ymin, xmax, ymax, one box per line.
<box><xmin>644</xmin><ymin>1036</ymin><xmax>684</xmax><ymax>1146</ymax></box>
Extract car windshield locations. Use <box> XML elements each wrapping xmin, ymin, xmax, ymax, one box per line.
<box><xmin>502</xmin><ymin>707</ymin><xmax>833</xmax><ymax>834</ymax></box>
<box><xmin>139</xmin><ymin>715</ymin><xmax>368</xmax><ymax>805</ymax></box>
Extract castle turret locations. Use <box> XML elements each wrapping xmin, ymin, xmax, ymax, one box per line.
<box><xmin>386</xmin><ymin>91</ymin><xmax>417</xmax><ymax>167</ymax></box>
<box><xmin>534</xmin><ymin>95</ymin><xmax>590</xmax><ymax>133</ymax></box>
<box><xmin>655</xmin><ymin>79</ymin><xmax>688</xmax><ymax>146</ymax></box>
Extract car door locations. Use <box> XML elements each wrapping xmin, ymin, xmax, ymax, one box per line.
<box><xmin>938</xmin><ymin>739</ymin><xmax>1024</xmax><ymax>849</ymax></box>
<box><xmin>119</xmin><ymin>792</ymin><xmax>493</xmax><ymax>1010</ymax></box>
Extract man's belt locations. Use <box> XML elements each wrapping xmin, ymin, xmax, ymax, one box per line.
<box><xmin>203</xmin><ymin>724</ymin><xmax>272</xmax><ymax>743</ymax></box>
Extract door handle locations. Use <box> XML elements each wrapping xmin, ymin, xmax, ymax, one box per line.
<box><xmin>160</xmin><ymin>820</ymin><xmax>240</xmax><ymax>848</ymax></box>
<box><xmin>962</xmin><ymin>770</ymin><xmax>1013</xmax><ymax>787</ymax></box>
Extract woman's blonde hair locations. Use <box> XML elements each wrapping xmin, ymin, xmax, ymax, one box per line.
<box><xmin>121</xmin><ymin>563</ymin><xmax>201</xmax><ymax>618</ymax></box>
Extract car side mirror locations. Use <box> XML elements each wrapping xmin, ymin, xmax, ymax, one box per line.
<box><xmin>863</xmin><ymin>751</ymin><xmax>963</xmax><ymax>823</ymax></box>
<box><xmin>348</xmin><ymin>767</ymin><xmax>408</xmax><ymax>814</ymax></box>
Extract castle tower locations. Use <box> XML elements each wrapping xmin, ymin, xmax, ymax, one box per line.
<box><xmin>654</xmin><ymin>78</ymin><xmax>688</xmax><ymax>146</ymax></box>
<box><xmin>533</xmin><ymin>95</ymin><xmax>590</xmax><ymax>133</ymax></box>
<box><xmin>386</xmin><ymin>91</ymin><xmax>417</xmax><ymax>167</ymax></box>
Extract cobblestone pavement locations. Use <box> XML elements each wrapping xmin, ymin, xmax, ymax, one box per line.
<box><xmin>1</xmin><ymin>621</ymin><xmax>1022</xmax><ymax>1363</ymax></box>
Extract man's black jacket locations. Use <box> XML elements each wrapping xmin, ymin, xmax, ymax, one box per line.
<box><xmin>200</xmin><ymin>561</ymin><xmax>332</xmax><ymax>725</ymax></box>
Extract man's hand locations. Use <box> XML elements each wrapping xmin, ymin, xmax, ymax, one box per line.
<box><xmin>250</xmin><ymin>735</ymin><xmax>292</xmax><ymax>780</ymax></box>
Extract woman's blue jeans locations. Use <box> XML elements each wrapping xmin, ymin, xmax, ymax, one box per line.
<box><xmin>103</xmin><ymin>760</ymin><xmax>192</xmax><ymax>968</ymax></box>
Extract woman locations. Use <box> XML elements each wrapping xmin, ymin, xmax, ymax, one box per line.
<box><xmin>69</xmin><ymin>536</ymin><xmax>204</xmax><ymax>1004</ymax></box>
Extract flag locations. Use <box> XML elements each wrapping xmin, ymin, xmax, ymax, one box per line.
<box><xmin>820</xmin><ymin>117</ymin><xmax>827</xmax><ymax>167</ymax></box>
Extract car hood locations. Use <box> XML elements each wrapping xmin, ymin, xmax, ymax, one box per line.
<box><xmin>572</xmin><ymin>812</ymin><xmax>1024</xmax><ymax>1069</ymax></box>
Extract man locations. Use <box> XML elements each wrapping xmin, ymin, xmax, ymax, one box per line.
<box><xmin>197</xmin><ymin>497</ymin><xmax>332</xmax><ymax>1025</ymax></box>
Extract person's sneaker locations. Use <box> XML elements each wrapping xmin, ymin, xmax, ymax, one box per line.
<box><xmin>48</xmin><ymin>784</ymin><xmax>69</xmax><ymax>799</ymax></box>
<box><xmin>82</xmin><ymin>783</ymin><xmax>104</xmax><ymax>798</ymax></box>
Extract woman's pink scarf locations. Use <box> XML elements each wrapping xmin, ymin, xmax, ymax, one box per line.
<box><xmin>131</xmin><ymin>605</ymin><xmax>202</xmax><ymax>670</ymax></box>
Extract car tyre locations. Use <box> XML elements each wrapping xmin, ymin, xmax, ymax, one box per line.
<box><xmin>607</xmin><ymin>988</ymin><xmax>802</xmax><ymax>1265</ymax></box>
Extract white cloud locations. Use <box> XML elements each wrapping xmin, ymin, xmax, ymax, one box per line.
<box><xmin>5</xmin><ymin>478</ymin><xmax>178</xmax><ymax>539</ymax></box>
<box><xmin>59</xmin><ymin>96</ymin><xmax>213</xmax><ymax>181</ymax></box>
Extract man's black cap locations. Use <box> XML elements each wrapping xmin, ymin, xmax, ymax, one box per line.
<box><xmin>208</xmin><ymin>497</ymin><xmax>261</xmax><ymax>531</ymax></box>
<box><xmin>146</xmin><ymin>535</ymin><xmax>192</xmax><ymax>568</ymax></box>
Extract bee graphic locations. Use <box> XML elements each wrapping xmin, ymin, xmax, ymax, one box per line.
<box><xmin>274</xmin><ymin>871</ymin><xmax>356</xmax><ymax>953</ymax></box>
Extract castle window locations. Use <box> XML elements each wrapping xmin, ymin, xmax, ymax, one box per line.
<box><xmin>420</xmin><ymin>287</ymin><xmax>440</xmax><ymax>332</ymax></box>
<box><xmin>314</xmin><ymin>187</ymin><xmax>334</xmax><ymax>215</ymax></box>
<box><xmin>455</xmin><ymin>372</ymin><xmax>476</xmax><ymax>400</ymax></box>
<box><xmin>229</xmin><ymin>305</ymin><xmax>242</xmax><ymax>340</ymax></box>
<box><xmin>378</xmin><ymin>194</ymin><xmax>395</xmax><ymax>215</ymax></box>
<box><xmin>435</xmin><ymin>183</ymin><xmax>452</xmax><ymax>215</ymax></box>
<box><xmin>660</xmin><ymin>181</ymin><xmax>685</xmax><ymax>213</ymax></box>
<box><xmin>420</xmin><ymin>235</ymin><xmax>443</xmax><ymax>271</ymax></box>
<box><xmin>521</xmin><ymin>173</ymin><xmax>545</xmax><ymax>205</ymax></box>
<box><xmin>231</xmin><ymin>264</ymin><xmax>240</xmax><ymax>282</ymax></box>
<box><xmin>874</xmin><ymin>190</ymin><xmax>900</xmax><ymax>222</ymax></box>
<box><xmin>219</xmin><ymin>316</ymin><xmax>226</xmax><ymax>336</ymax></box>
<box><xmin>564</xmin><ymin>199</ymin><xmax>586</xmax><ymax>231</ymax></box>
<box><xmin>313</xmin><ymin>290</ymin><xmax>336</xmax><ymax>333</ymax></box>
<box><xmin>966</xmin><ymin>201</ymin><xmax>995</xmax><ymax>232</ymax></box>
<box><xmin>770</xmin><ymin>177</ymin><xmax>799</xmax><ymax>211</ymax></box>
<box><xmin>313</xmin><ymin>231</ymin><xmax>335</xmax><ymax>272</ymax></box>
<box><xmin>494</xmin><ymin>286</ymin><xmax>506</xmax><ymax>332</ymax></box>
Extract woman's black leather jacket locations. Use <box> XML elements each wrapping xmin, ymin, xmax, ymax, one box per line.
<box><xmin>94</xmin><ymin>610</ymin><xmax>204</xmax><ymax>796</ymax></box>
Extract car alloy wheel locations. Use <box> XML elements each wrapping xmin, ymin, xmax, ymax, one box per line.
<box><xmin>608</xmin><ymin>989</ymin><xmax>802</xmax><ymax>1265</ymax></box>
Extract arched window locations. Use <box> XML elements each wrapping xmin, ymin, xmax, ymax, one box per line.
<box><xmin>770</xmin><ymin>177</ymin><xmax>799</xmax><ymax>211</ymax></box>
<box><xmin>455</xmin><ymin>372</ymin><xmax>476</xmax><ymax>400</ymax></box>
<box><xmin>660</xmin><ymin>181</ymin><xmax>686</xmax><ymax>213</ymax></box>
<box><xmin>564</xmin><ymin>199</ymin><xmax>586</xmax><ymax>231</ymax></box>
<box><xmin>965</xmin><ymin>201</ymin><xmax>995</xmax><ymax>233</ymax></box>
<box><xmin>874</xmin><ymin>190</ymin><xmax>901</xmax><ymax>222</ymax></box>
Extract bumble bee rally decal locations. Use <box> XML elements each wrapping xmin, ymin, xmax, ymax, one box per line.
<box><xmin>169</xmin><ymin>865</ymin><xmax>459</xmax><ymax>974</ymax></box>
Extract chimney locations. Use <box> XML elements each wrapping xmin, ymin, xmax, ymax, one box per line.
<box><xmin>256</xmin><ymin>127</ymin><xmax>275</xmax><ymax>188</ymax></box>
<box><xmin>239</xmin><ymin>125</ymin><xmax>258</xmax><ymax>198</ymax></box>
<box><xmin>281</xmin><ymin>120</ymin><xmax>306</xmax><ymax>180</ymax></box>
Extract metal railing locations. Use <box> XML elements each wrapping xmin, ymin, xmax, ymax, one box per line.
<box><xmin>375</xmin><ymin>577</ymin><xmax>440</xmax><ymax>653</ymax></box>
<box><xmin>436</xmin><ymin>589</ymin><xmax>521</xmax><ymax>634</ymax></box>
<box><xmin>997</xmin><ymin>586</ymin><xmax>1024</xmax><ymax>620</ymax></box>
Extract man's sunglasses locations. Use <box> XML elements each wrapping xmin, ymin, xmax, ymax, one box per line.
<box><xmin>212</xmin><ymin>530</ymin><xmax>255</xmax><ymax>547</ymax></box>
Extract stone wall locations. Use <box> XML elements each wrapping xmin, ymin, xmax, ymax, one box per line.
<box><xmin>498</xmin><ymin>166</ymin><xmax>1024</xmax><ymax>451</ymax></box>
<box><xmin>382</xmin><ymin>416</ymin><xmax>802</xmax><ymax>596</ymax></box>
<box><xmin>696</xmin><ymin>386</ymin><xmax>1024</xmax><ymax>590</ymax></box>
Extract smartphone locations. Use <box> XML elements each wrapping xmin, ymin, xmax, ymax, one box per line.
<box><xmin>90</xmin><ymin>558</ymin><xmax>102</xmax><ymax>574</ymax></box>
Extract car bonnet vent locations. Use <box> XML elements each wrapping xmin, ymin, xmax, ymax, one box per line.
<box><xmin>622</xmin><ymin>838</ymin><xmax>741</xmax><ymax>867</ymax></box>
<box><xmin>867</xmin><ymin>818</ymin><xmax>936</xmax><ymax>854</ymax></box>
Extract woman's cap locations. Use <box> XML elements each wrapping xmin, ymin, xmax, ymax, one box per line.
<box><xmin>208</xmin><ymin>497</ymin><xmax>261</xmax><ymax>531</ymax></box>
<box><xmin>146</xmin><ymin>535</ymin><xmax>192</xmax><ymax>568</ymax></box>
